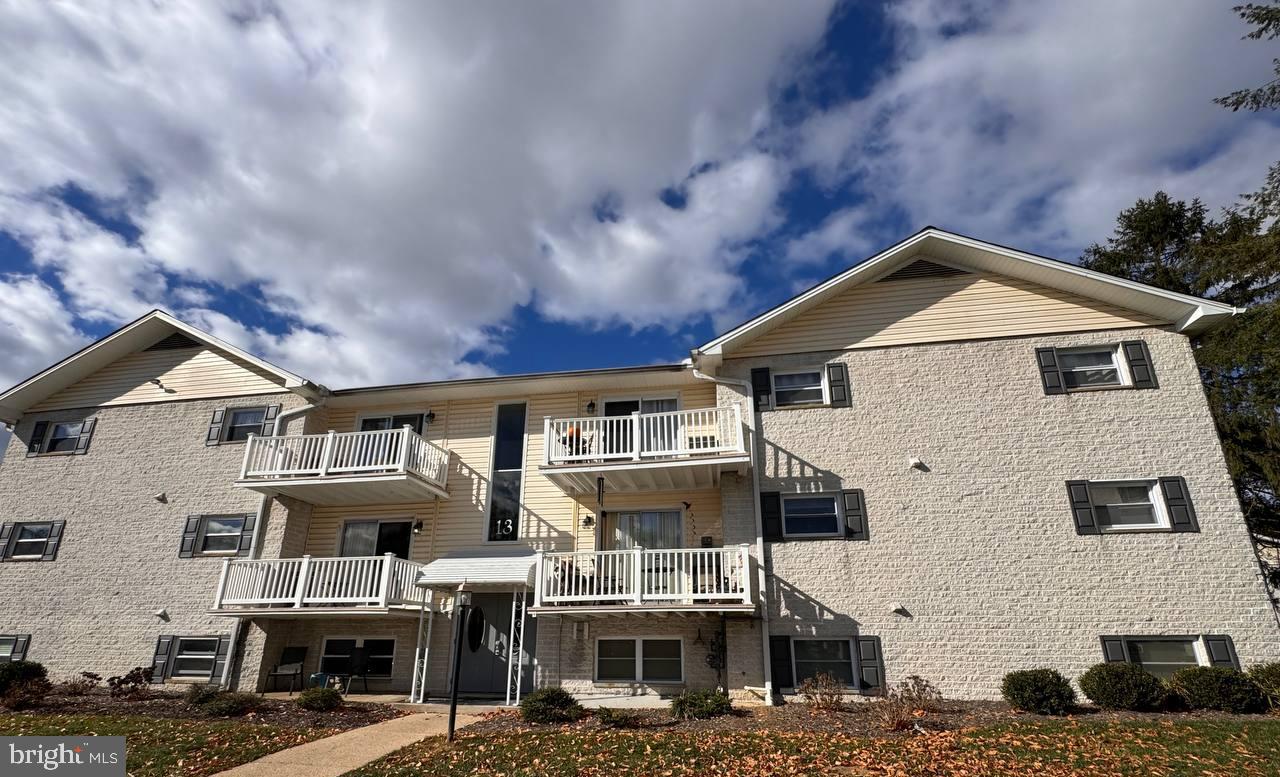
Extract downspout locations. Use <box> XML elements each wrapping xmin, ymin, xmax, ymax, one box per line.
<box><xmin>692</xmin><ymin>367</ymin><xmax>774</xmax><ymax>705</ymax></box>
<box><xmin>226</xmin><ymin>399</ymin><xmax>322</xmax><ymax>690</ymax></box>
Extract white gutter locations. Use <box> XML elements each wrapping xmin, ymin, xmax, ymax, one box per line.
<box><xmin>692</xmin><ymin>368</ymin><xmax>774</xmax><ymax>705</ymax></box>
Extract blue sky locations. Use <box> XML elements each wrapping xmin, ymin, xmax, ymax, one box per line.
<box><xmin>0</xmin><ymin>0</ymin><xmax>1277</xmax><ymax>392</ymax></box>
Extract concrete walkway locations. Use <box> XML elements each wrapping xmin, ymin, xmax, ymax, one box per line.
<box><xmin>213</xmin><ymin>709</ymin><xmax>486</xmax><ymax>777</ymax></box>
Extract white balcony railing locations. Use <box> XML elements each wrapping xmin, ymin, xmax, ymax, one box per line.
<box><xmin>214</xmin><ymin>554</ymin><xmax>427</xmax><ymax>610</ymax></box>
<box><xmin>543</xmin><ymin>405</ymin><xmax>744</xmax><ymax>465</ymax></box>
<box><xmin>239</xmin><ymin>426</ymin><xmax>450</xmax><ymax>488</ymax></box>
<box><xmin>534</xmin><ymin>545</ymin><xmax>752</xmax><ymax>607</ymax></box>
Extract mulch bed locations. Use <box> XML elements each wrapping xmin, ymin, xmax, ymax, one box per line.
<box><xmin>17</xmin><ymin>688</ymin><xmax>406</xmax><ymax>731</ymax></box>
<box><xmin>462</xmin><ymin>699</ymin><xmax>1276</xmax><ymax>739</ymax></box>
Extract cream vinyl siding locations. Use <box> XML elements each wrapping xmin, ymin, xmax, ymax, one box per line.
<box><xmin>302</xmin><ymin>383</ymin><xmax>722</xmax><ymax>560</ymax></box>
<box><xmin>30</xmin><ymin>347</ymin><xmax>288</xmax><ymax>411</ymax></box>
<box><xmin>731</xmin><ymin>272</ymin><xmax>1165</xmax><ymax>358</ymax></box>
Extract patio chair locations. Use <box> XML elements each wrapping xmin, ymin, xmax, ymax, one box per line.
<box><xmin>265</xmin><ymin>646</ymin><xmax>307</xmax><ymax>695</ymax></box>
<box><xmin>344</xmin><ymin>646</ymin><xmax>372</xmax><ymax>695</ymax></box>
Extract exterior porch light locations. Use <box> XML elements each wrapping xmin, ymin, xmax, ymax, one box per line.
<box><xmin>424</xmin><ymin>411</ymin><xmax>436</xmax><ymax>425</ymax></box>
<box><xmin>586</xmin><ymin>400</ymin><xmax>596</xmax><ymax>413</ymax></box>
<box><xmin>412</xmin><ymin>520</ymin><xmax>424</xmax><ymax>534</ymax></box>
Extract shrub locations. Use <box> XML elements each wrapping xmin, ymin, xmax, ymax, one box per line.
<box><xmin>868</xmin><ymin>675</ymin><xmax>943</xmax><ymax>731</ymax></box>
<box><xmin>0</xmin><ymin>661</ymin><xmax>48</xmax><ymax>696</ymax></box>
<box><xmin>297</xmin><ymin>687</ymin><xmax>344</xmax><ymax>712</ymax></box>
<box><xmin>57</xmin><ymin>672</ymin><xmax>101</xmax><ymax>696</ymax></box>
<box><xmin>106</xmin><ymin>667</ymin><xmax>153</xmax><ymax>699</ymax></box>
<box><xmin>199</xmin><ymin>692</ymin><xmax>263</xmax><ymax>717</ymax></box>
<box><xmin>1248</xmin><ymin>662</ymin><xmax>1280</xmax><ymax>710</ymax></box>
<box><xmin>1001</xmin><ymin>669</ymin><xmax>1076</xmax><ymax>715</ymax></box>
<box><xmin>1</xmin><ymin>679</ymin><xmax>53</xmax><ymax>710</ymax></box>
<box><xmin>595</xmin><ymin>707</ymin><xmax>639</xmax><ymax>728</ymax></box>
<box><xmin>519</xmin><ymin>687</ymin><xmax>583</xmax><ymax>724</ymax></box>
<box><xmin>670</xmin><ymin>689</ymin><xmax>732</xmax><ymax>720</ymax></box>
<box><xmin>184</xmin><ymin>683</ymin><xmax>223</xmax><ymax>706</ymax></box>
<box><xmin>1078</xmin><ymin>663</ymin><xmax>1167</xmax><ymax>711</ymax></box>
<box><xmin>797</xmin><ymin>672</ymin><xmax>845</xmax><ymax>711</ymax></box>
<box><xmin>1169</xmin><ymin>667</ymin><xmax>1267</xmax><ymax>714</ymax></box>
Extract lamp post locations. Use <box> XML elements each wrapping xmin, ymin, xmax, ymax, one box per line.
<box><xmin>447</xmin><ymin>585</ymin><xmax>472</xmax><ymax>742</ymax></box>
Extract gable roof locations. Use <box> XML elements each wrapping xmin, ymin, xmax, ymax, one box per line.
<box><xmin>0</xmin><ymin>310</ymin><xmax>325</xmax><ymax>424</ymax></box>
<box><xmin>694</xmin><ymin>227</ymin><xmax>1240</xmax><ymax>366</ymax></box>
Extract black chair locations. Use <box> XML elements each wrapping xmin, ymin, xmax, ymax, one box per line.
<box><xmin>265</xmin><ymin>646</ymin><xmax>307</xmax><ymax>695</ymax></box>
<box><xmin>344</xmin><ymin>646</ymin><xmax>371</xmax><ymax>695</ymax></box>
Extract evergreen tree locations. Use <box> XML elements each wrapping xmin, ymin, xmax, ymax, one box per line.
<box><xmin>1215</xmin><ymin>2</ymin><xmax>1280</xmax><ymax>111</ymax></box>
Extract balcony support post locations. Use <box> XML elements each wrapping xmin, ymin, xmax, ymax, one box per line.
<box><xmin>318</xmin><ymin>431</ymin><xmax>336</xmax><ymax>476</ymax></box>
<box><xmin>632</xmin><ymin>546</ymin><xmax>644</xmax><ymax>605</ymax></box>
<box><xmin>631</xmin><ymin>411</ymin><xmax>642</xmax><ymax>460</ymax></box>
<box><xmin>542</xmin><ymin>417</ymin><xmax>552</xmax><ymax>466</ymax></box>
<box><xmin>294</xmin><ymin>555</ymin><xmax>312</xmax><ymax>608</ymax></box>
<box><xmin>397</xmin><ymin>425</ymin><xmax>413</xmax><ymax>474</ymax></box>
<box><xmin>214</xmin><ymin>558</ymin><xmax>230</xmax><ymax>609</ymax></box>
<box><xmin>240</xmin><ymin>434</ymin><xmax>255</xmax><ymax>479</ymax></box>
<box><xmin>379</xmin><ymin>552</ymin><xmax>395</xmax><ymax>607</ymax></box>
<box><xmin>739</xmin><ymin>544</ymin><xmax>752</xmax><ymax>604</ymax></box>
<box><xmin>533</xmin><ymin>551</ymin><xmax>545</xmax><ymax>608</ymax></box>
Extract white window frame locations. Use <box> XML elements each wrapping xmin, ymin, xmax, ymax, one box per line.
<box><xmin>594</xmin><ymin>636</ymin><xmax>684</xmax><ymax>684</ymax></box>
<box><xmin>1056</xmin><ymin>345</ymin><xmax>1131</xmax><ymax>391</ymax></box>
<box><xmin>194</xmin><ymin>515</ymin><xmax>245</xmax><ymax>557</ymax></box>
<box><xmin>1086</xmin><ymin>479</ymin><xmax>1171</xmax><ymax>533</ymax></box>
<box><xmin>10</xmin><ymin>522</ymin><xmax>53</xmax><ymax>560</ymax></box>
<box><xmin>222</xmin><ymin>406</ymin><xmax>268</xmax><ymax>443</ymax></box>
<box><xmin>171</xmin><ymin>636</ymin><xmax>220</xmax><ymax>679</ymax></box>
<box><xmin>320</xmin><ymin>636</ymin><xmax>396</xmax><ymax>678</ymax></box>
<box><xmin>40</xmin><ymin>421</ymin><xmax>84</xmax><ymax>455</ymax></box>
<box><xmin>599</xmin><ymin>504</ymin><xmax>687</xmax><ymax>550</ymax></box>
<box><xmin>770</xmin><ymin>368</ymin><xmax>829</xmax><ymax>409</ymax></box>
<box><xmin>790</xmin><ymin>637</ymin><xmax>858</xmax><ymax>689</ymax></box>
<box><xmin>595</xmin><ymin>393</ymin><xmax>682</xmax><ymax>416</ymax></box>
<box><xmin>0</xmin><ymin>636</ymin><xmax>16</xmax><ymax>662</ymax></box>
<box><xmin>1111</xmin><ymin>635</ymin><xmax>1211</xmax><ymax>677</ymax></box>
<box><xmin>780</xmin><ymin>493</ymin><xmax>843</xmax><ymax>539</ymax></box>
<box><xmin>483</xmin><ymin>401</ymin><xmax>528</xmax><ymax>544</ymax></box>
<box><xmin>336</xmin><ymin>517</ymin><xmax>415</xmax><ymax>558</ymax></box>
<box><xmin>354</xmin><ymin>410</ymin><xmax>429</xmax><ymax>433</ymax></box>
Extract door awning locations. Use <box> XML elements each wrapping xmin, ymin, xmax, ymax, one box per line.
<box><xmin>415</xmin><ymin>549</ymin><xmax>537</xmax><ymax>590</ymax></box>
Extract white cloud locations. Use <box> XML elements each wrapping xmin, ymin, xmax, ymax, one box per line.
<box><xmin>0</xmin><ymin>1</ymin><xmax>835</xmax><ymax>388</ymax></box>
<box><xmin>790</xmin><ymin>0</ymin><xmax>1280</xmax><ymax>257</ymax></box>
<box><xmin>784</xmin><ymin>206</ymin><xmax>874</xmax><ymax>265</ymax></box>
<box><xmin>0</xmin><ymin>274</ymin><xmax>89</xmax><ymax>388</ymax></box>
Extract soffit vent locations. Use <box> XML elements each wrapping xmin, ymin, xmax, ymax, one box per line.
<box><xmin>144</xmin><ymin>332</ymin><xmax>202</xmax><ymax>351</ymax></box>
<box><xmin>877</xmin><ymin>259</ymin><xmax>971</xmax><ymax>282</ymax></box>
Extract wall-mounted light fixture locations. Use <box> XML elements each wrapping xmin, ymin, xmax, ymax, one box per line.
<box><xmin>586</xmin><ymin>400</ymin><xmax>596</xmax><ymax>414</ymax></box>
<box><xmin>424</xmin><ymin>411</ymin><xmax>436</xmax><ymax>425</ymax></box>
<box><xmin>153</xmin><ymin>492</ymin><xmax>168</xmax><ymax>503</ymax></box>
<box><xmin>412</xmin><ymin>520</ymin><xmax>425</xmax><ymax>535</ymax></box>
<box><xmin>153</xmin><ymin>608</ymin><xmax>170</xmax><ymax>622</ymax></box>
<box><xmin>581</xmin><ymin>513</ymin><xmax>595</xmax><ymax>528</ymax></box>
<box><xmin>909</xmin><ymin>457</ymin><xmax>929</xmax><ymax>471</ymax></box>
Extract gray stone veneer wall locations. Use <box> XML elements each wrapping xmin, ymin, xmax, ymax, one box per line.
<box><xmin>0</xmin><ymin>393</ymin><xmax>308</xmax><ymax>683</ymax></box>
<box><xmin>718</xmin><ymin>326</ymin><xmax>1280</xmax><ymax>700</ymax></box>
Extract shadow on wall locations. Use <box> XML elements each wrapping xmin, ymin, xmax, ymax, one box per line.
<box><xmin>451</xmin><ymin>453</ymin><xmax>572</xmax><ymax>550</ymax></box>
<box><xmin>758</xmin><ymin>437</ymin><xmax>842</xmax><ymax>493</ymax></box>
<box><xmin>769</xmin><ymin>572</ymin><xmax>862</xmax><ymax>635</ymax></box>
<box><xmin>0</xmin><ymin>426</ymin><xmax>8</xmax><ymax>466</ymax></box>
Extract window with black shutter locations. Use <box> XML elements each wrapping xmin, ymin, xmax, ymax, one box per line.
<box><xmin>207</xmin><ymin>405</ymin><xmax>281</xmax><ymax>445</ymax></box>
<box><xmin>179</xmin><ymin>514</ymin><xmax>256</xmax><ymax>558</ymax></box>
<box><xmin>25</xmin><ymin>418</ymin><xmax>96</xmax><ymax>456</ymax></box>
<box><xmin>0</xmin><ymin>634</ymin><xmax>30</xmax><ymax>663</ymax></box>
<box><xmin>1035</xmin><ymin>341</ymin><xmax>1157</xmax><ymax>394</ymax></box>
<box><xmin>0</xmin><ymin>521</ymin><xmax>65</xmax><ymax>562</ymax></box>
<box><xmin>1098</xmin><ymin>634</ymin><xmax>1237</xmax><ymax>679</ymax></box>
<box><xmin>1066</xmin><ymin>477</ymin><xmax>1198</xmax><ymax>535</ymax></box>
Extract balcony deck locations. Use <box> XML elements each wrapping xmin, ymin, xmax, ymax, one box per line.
<box><xmin>539</xmin><ymin>406</ymin><xmax>749</xmax><ymax>493</ymax></box>
<box><xmin>210</xmin><ymin>554</ymin><xmax>430</xmax><ymax>617</ymax></box>
<box><xmin>530</xmin><ymin>545</ymin><xmax>755</xmax><ymax>616</ymax></box>
<box><xmin>235</xmin><ymin>426</ymin><xmax>450</xmax><ymax>506</ymax></box>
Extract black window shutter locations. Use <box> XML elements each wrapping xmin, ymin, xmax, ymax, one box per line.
<box><xmin>11</xmin><ymin>635</ymin><xmax>30</xmax><ymax>662</ymax></box>
<box><xmin>0</xmin><ymin>523</ymin><xmax>13</xmax><ymax>560</ymax></box>
<box><xmin>1121</xmin><ymin>341</ymin><xmax>1158</xmax><ymax>389</ymax></box>
<box><xmin>856</xmin><ymin>635</ymin><xmax>885</xmax><ymax>694</ymax></box>
<box><xmin>205</xmin><ymin>409</ymin><xmax>226</xmax><ymax>446</ymax></box>
<box><xmin>768</xmin><ymin>636</ymin><xmax>793</xmax><ymax>689</ymax></box>
<box><xmin>26</xmin><ymin>421</ymin><xmax>48</xmax><ymax>457</ymax></box>
<box><xmin>73</xmin><ymin>418</ymin><xmax>97</xmax><ymax>455</ymax></box>
<box><xmin>179</xmin><ymin>516</ymin><xmax>202</xmax><ymax>558</ymax></box>
<box><xmin>1099</xmin><ymin>636</ymin><xmax>1127</xmax><ymax>663</ymax></box>
<box><xmin>842</xmin><ymin>489</ymin><xmax>869</xmax><ymax>541</ymax></box>
<box><xmin>751</xmin><ymin>368</ymin><xmax>772</xmax><ymax>410</ymax></box>
<box><xmin>826</xmin><ymin>363</ymin><xmax>851</xmax><ymax>408</ymax></box>
<box><xmin>259</xmin><ymin>405</ymin><xmax>281</xmax><ymax>437</ymax></box>
<box><xmin>211</xmin><ymin>634</ymin><xmax>232</xmax><ymax>683</ymax></box>
<box><xmin>41</xmin><ymin>521</ymin><xmax>65</xmax><ymax>561</ymax></box>
<box><xmin>1159</xmin><ymin>477</ymin><xmax>1199</xmax><ymax>533</ymax></box>
<box><xmin>151</xmin><ymin>635</ymin><xmax>176</xmax><ymax>682</ymax></box>
<box><xmin>1035</xmin><ymin>348</ymin><xmax>1065</xmax><ymax>395</ymax></box>
<box><xmin>1202</xmin><ymin>635</ymin><xmax>1239</xmax><ymax>669</ymax></box>
<box><xmin>761</xmin><ymin>492</ymin><xmax>783</xmax><ymax>541</ymax></box>
<box><xmin>237</xmin><ymin>513</ymin><xmax>256</xmax><ymax>557</ymax></box>
<box><xmin>1066</xmin><ymin>480</ymin><xmax>1099</xmax><ymax>535</ymax></box>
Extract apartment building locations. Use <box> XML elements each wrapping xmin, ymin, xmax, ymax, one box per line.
<box><xmin>1</xmin><ymin>228</ymin><xmax>1275</xmax><ymax>703</ymax></box>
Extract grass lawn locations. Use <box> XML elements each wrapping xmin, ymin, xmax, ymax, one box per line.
<box><xmin>344</xmin><ymin>718</ymin><xmax>1280</xmax><ymax>777</ymax></box>
<box><xmin>0</xmin><ymin>713</ymin><xmax>339</xmax><ymax>777</ymax></box>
